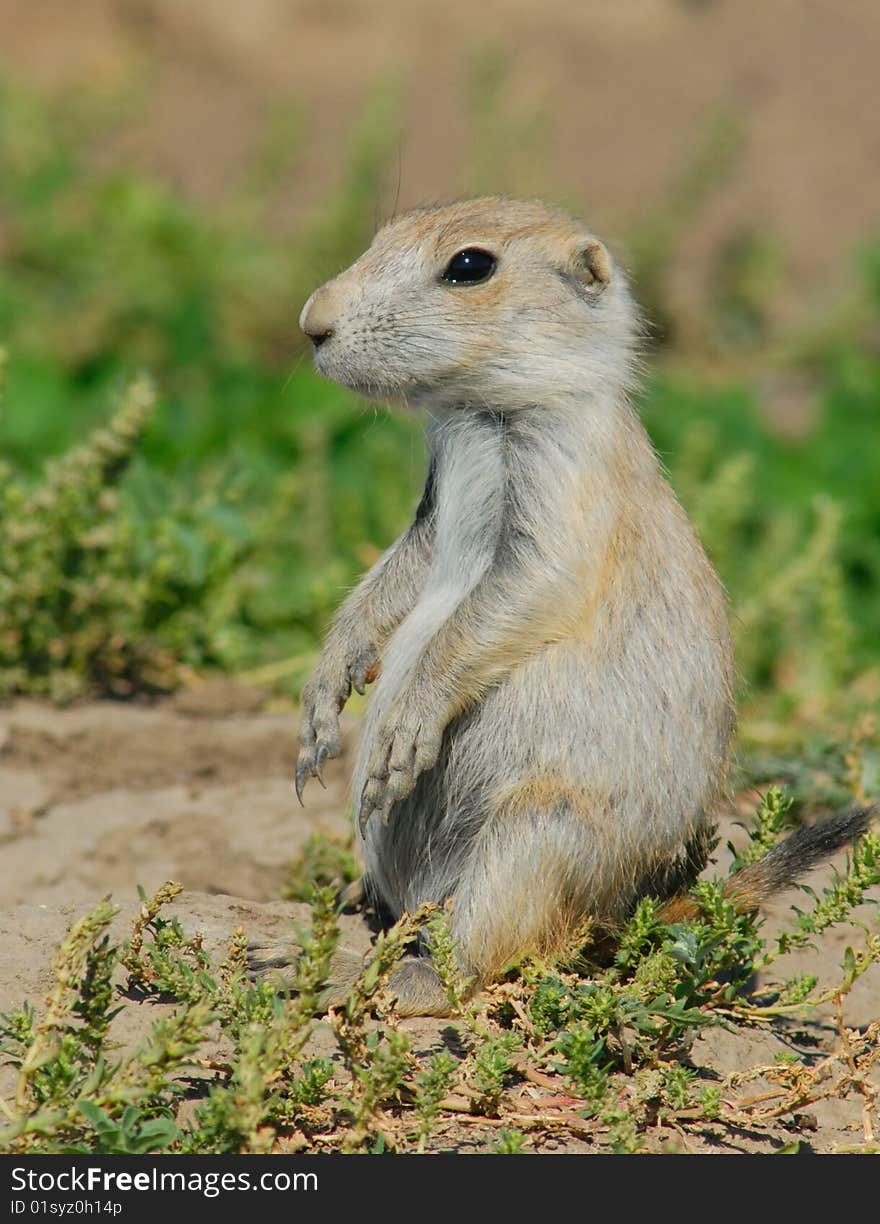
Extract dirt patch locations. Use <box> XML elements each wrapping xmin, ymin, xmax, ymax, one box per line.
<box><xmin>0</xmin><ymin>691</ymin><xmax>357</xmax><ymax>804</ymax></box>
<box><xmin>0</xmin><ymin>689</ymin><xmax>354</xmax><ymax>908</ymax></box>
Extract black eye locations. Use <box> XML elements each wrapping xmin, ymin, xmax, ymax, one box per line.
<box><xmin>441</xmin><ymin>247</ymin><xmax>497</xmax><ymax>284</ymax></box>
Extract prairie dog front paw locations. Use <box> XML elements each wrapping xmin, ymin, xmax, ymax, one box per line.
<box><xmin>295</xmin><ymin>643</ymin><xmax>380</xmax><ymax>802</ymax></box>
<box><xmin>358</xmin><ymin>696</ymin><xmax>442</xmax><ymax>832</ymax></box>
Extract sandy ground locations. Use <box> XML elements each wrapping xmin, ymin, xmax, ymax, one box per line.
<box><xmin>1</xmin><ymin>686</ymin><xmax>877</xmax><ymax>1153</ymax></box>
<box><xmin>0</xmin><ymin>1</ymin><xmax>878</xmax><ymax>333</ymax></box>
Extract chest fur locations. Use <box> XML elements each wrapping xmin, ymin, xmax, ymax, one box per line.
<box><xmin>353</xmin><ymin>416</ymin><xmax>506</xmax><ymax>783</ymax></box>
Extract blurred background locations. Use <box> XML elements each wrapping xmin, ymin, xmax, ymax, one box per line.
<box><xmin>0</xmin><ymin>0</ymin><xmax>878</xmax><ymax>793</ymax></box>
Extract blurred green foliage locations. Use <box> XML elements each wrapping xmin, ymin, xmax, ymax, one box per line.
<box><xmin>0</xmin><ymin>74</ymin><xmax>878</xmax><ymax>716</ymax></box>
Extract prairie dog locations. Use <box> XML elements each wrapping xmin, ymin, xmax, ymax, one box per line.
<box><xmin>250</xmin><ymin>197</ymin><xmax>872</xmax><ymax>1015</ymax></box>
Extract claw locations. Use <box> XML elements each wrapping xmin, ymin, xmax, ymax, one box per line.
<box><xmin>358</xmin><ymin>784</ymin><xmax>377</xmax><ymax>836</ymax></box>
<box><xmin>294</xmin><ymin>762</ymin><xmax>309</xmax><ymax>806</ymax></box>
<box><xmin>315</xmin><ymin>743</ymin><xmax>328</xmax><ymax>785</ymax></box>
<box><xmin>358</xmin><ymin>801</ymin><xmax>370</xmax><ymax>836</ymax></box>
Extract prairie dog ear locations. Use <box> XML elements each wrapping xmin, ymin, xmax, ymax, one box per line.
<box><xmin>573</xmin><ymin>240</ymin><xmax>612</xmax><ymax>292</ymax></box>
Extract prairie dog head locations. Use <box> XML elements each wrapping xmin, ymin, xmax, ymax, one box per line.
<box><xmin>300</xmin><ymin>196</ymin><xmax>639</xmax><ymax>412</ymax></box>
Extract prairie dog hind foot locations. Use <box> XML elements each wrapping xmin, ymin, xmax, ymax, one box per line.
<box><xmin>246</xmin><ymin>941</ymin><xmax>451</xmax><ymax>1017</ymax></box>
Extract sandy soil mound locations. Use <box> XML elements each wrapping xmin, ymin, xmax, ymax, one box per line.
<box><xmin>0</xmin><ymin>691</ymin><xmax>353</xmax><ymax>908</ymax></box>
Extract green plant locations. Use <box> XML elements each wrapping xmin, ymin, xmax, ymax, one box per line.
<box><xmin>0</xmin><ymin>377</ymin><xmax>252</xmax><ymax>699</ymax></box>
<box><xmin>284</xmin><ymin>831</ymin><xmax>360</xmax><ymax>902</ymax></box>
<box><xmin>0</xmin><ymin>897</ymin><xmax>212</xmax><ymax>1153</ymax></box>
<box><xmin>413</xmin><ymin>1052</ymin><xmax>458</xmax><ymax>1151</ymax></box>
<box><xmin>494</xmin><ymin>1129</ymin><xmax>527</xmax><ymax>1154</ymax></box>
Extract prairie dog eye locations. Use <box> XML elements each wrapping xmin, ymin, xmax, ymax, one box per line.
<box><xmin>441</xmin><ymin>248</ymin><xmax>497</xmax><ymax>285</ymax></box>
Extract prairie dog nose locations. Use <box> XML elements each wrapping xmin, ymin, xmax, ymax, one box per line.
<box><xmin>300</xmin><ymin>288</ymin><xmax>336</xmax><ymax>348</ymax></box>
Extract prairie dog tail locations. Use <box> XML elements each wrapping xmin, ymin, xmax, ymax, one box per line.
<box><xmin>658</xmin><ymin>805</ymin><xmax>877</xmax><ymax>924</ymax></box>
